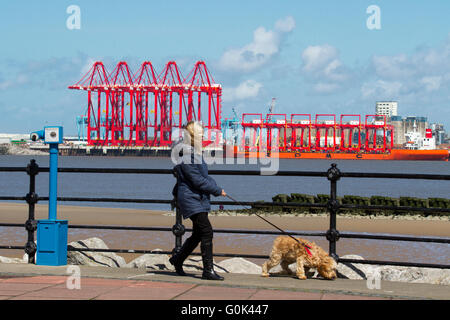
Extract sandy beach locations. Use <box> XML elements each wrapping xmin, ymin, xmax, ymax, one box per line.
<box><xmin>0</xmin><ymin>203</ymin><xmax>449</xmax><ymax>264</ymax></box>
<box><xmin>0</xmin><ymin>202</ymin><xmax>448</xmax><ymax>236</ymax></box>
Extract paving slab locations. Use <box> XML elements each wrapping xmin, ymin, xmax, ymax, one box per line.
<box><xmin>248</xmin><ymin>289</ymin><xmax>323</xmax><ymax>300</ymax></box>
<box><xmin>0</xmin><ymin>282</ymin><xmax>54</xmax><ymax>292</ymax></box>
<box><xmin>95</xmin><ymin>283</ymin><xmax>196</xmax><ymax>300</ymax></box>
<box><xmin>0</xmin><ymin>289</ymin><xmax>28</xmax><ymax>297</ymax></box>
<box><xmin>18</xmin><ymin>285</ymin><xmax>118</xmax><ymax>300</ymax></box>
<box><xmin>174</xmin><ymin>285</ymin><xmax>257</xmax><ymax>300</ymax></box>
<box><xmin>0</xmin><ymin>263</ymin><xmax>448</xmax><ymax>300</ymax></box>
<box><xmin>321</xmin><ymin>293</ymin><xmax>390</xmax><ymax>300</ymax></box>
<box><xmin>2</xmin><ymin>275</ymin><xmax>67</xmax><ymax>284</ymax></box>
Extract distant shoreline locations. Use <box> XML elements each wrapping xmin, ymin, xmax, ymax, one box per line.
<box><xmin>0</xmin><ymin>144</ymin><xmax>47</xmax><ymax>156</ymax></box>
<box><xmin>207</xmin><ymin>209</ymin><xmax>449</xmax><ymax>222</ymax></box>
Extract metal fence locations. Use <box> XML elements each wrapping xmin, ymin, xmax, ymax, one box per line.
<box><xmin>0</xmin><ymin>159</ymin><xmax>449</xmax><ymax>269</ymax></box>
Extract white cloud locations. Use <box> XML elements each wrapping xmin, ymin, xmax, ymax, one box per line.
<box><xmin>80</xmin><ymin>57</ymin><xmax>96</xmax><ymax>76</ymax></box>
<box><xmin>361</xmin><ymin>80</ymin><xmax>403</xmax><ymax>99</ymax></box>
<box><xmin>420</xmin><ymin>76</ymin><xmax>442</xmax><ymax>92</ymax></box>
<box><xmin>222</xmin><ymin>80</ymin><xmax>263</xmax><ymax>102</ymax></box>
<box><xmin>218</xmin><ymin>16</ymin><xmax>295</xmax><ymax>73</ymax></box>
<box><xmin>275</xmin><ymin>16</ymin><xmax>295</xmax><ymax>32</ymax></box>
<box><xmin>302</xmin><ymin>45</ymin><xmax>338</xmax><ymax>73</ymax></box>
<box><xmin>300</xmin><ymin>44</ymin><xmax>352</xmax><ymax>93</ymax></box>
<box><xmin>313</xmin><ymin>82</ymin><xmax>340</xmax><ymax>94</ymax></box>
<box><xmin>372</xmin><ymin>54</ymin><xmax>414</xmax><ymax>79</ymax></box>
<box><xmin>300</xmin><ymin>34</ymin><xmax>450</xmax><ymax>100</ymax></box>
<box><xmin>366</xmin><ymin>35</ymin><xmax>450</xmax><ymax>98</ymax></box>
<box><xmin>0</xmin><ymin>80</ymin><xmax>11</xmax><ymax>90</ymax></box>
<box><xmin>0</xmin><ymin>74</ymin><xmax>29</xmax><ymax>90</ymax></box>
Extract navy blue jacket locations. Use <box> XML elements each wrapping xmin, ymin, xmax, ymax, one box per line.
<box><xmin>173</xmin><ymin>149</ymin><xmax>222</xmax><ymax>219</ymax></box>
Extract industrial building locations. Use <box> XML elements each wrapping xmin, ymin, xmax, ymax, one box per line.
<box><xmin>390</xmin><ymin>116</ymin><xmax>428</xmax><ymax>146</ymax></box>
<box><xmin>376</xmin><ymin>101</ymin><xmax>398</xmax><ymax>117</ymax></box>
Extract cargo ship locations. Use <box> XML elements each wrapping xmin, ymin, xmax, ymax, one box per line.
<box><xmin>221</xmin><ymin>113</ymin><xmax>449</xmax><ymax>161</ymax></box>
<box><xmin>231</xmin><ymin>148</ymin><xmax>449</xmax><ymax>161</ymax></box>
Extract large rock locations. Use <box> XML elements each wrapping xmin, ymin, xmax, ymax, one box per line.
<box><xmin>125</xmin><ymin>251</ymin><xmax>227</xmax><ymax>273</ymax></box>
<box><xmin>0</xmin><ymin>256</ymin><xmax>26</xmax><ymax>264</ymax></box>
<box><xmin>125</xmin><ymin>249</ymin><xmax>171</xmax><ymax>269</ymax></box>
<box><xmin>179</xmin><ymin>256</ymin><xmax>225</xmax><ymax>273</ymax></box>
<box><xmin>337</xmin><ymin>255</ymin><xmax>379</xmax><ymax>280</ymax></box>
<box><xmin>67</xmin><ymin>237</ymin><xmax>126</xmax><ymax>268</ymax></box>
<box><xmin>127</xmin><ymin>254</ymin><xmax>280</xmax><ymax>275</ymax></box>
<box><xmin>125</xmin><ymin>249</ymin><xmax>177</xmax><ymax>271</ymax></box>
<box><xmin>337</xmin><ymin>255</ymin><xmax>450</xmax><ymax>285</ymax></box>
<box><xmin>125</xmin><ymin>253</ymin><xmax>268</xmax><ymax>274</ymax></box>
<box><xmin>379</xmin><ymin>266</ymin><xmax>450</xmax><ymax>285</ymax></box>
<box><xmin>265</xmin><ymin>262</ymin><xmax>319</xmax><ymax>278</ymax></box>
<box><xmin>216</xmin><ymin>258</ymin><xmax>262</xmax><ymax>274</ymax></box>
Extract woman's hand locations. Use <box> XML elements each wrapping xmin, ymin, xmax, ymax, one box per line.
<box><xmin>221</xmin><ymin>189</ymin><xmax>227</xmax><ymax>197</ymax></box>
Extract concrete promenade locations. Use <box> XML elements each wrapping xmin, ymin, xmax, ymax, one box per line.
<box><xmin>0</xmin><ymin>263</ymin><xmax>448</xmax><ymax>300</ymax></box>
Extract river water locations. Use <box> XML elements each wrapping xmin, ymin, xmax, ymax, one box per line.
<box><xmin>1</xmin><ymin>155</ymin><xmax>449</xmax><ymax>210</ymax></box>
<box><xmin>0</xmin><ymin>155</ymin><xmax>449</xmax><ymax>266</ymax></box>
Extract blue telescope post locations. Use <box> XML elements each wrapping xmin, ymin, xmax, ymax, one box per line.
<box><xmin>33</xmin><ymin>126</ymin><xmax>68</xmax><ymax>266</ymax></box>
<box><xmin>48</xmin><ymin>143</ymin><xmax>58</xmax><ymax>221</ymax></box>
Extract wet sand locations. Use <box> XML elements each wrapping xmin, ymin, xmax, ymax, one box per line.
<box><xmin>1</xmin><ymin>203</ymin><xmax>449</xmax><ymax>264</ymax></box>
<box><xmin>0</xmin><ymin>203</ymin><xmax>448</xmax><ymax>236</ymax></box>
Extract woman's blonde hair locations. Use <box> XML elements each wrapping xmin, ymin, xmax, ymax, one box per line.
<box><xmin>184</xmin><ymin>121</ymin><xmax>204</xmax><ymax>147</ymax></box>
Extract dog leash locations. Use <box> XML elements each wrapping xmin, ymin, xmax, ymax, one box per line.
<box><xmin>225</xmin><ymin>194</ymin><xmax>312</xmax><ymax>256</ymax></box>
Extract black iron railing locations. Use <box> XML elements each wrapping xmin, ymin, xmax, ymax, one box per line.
<box><xmin>0</xmin><ymin>159</ymin><xmax>449</xmax><ymax>269</ymax></box>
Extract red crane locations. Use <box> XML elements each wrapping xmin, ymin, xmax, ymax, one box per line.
<box><xmin>340</xmin><ymin>114</ymin><xmax>362</xmax><ymax>152</ymax></box>
<box><xmin>289</xmin><ymin>114</ymin><xmax>312</xmax><ymax>151</ymax></box>
<box><xmin>264</xmin><ymin>113</ymin><xmax>287</xmax><ymax>152</ymax></box>
<box><xmin>237</xmin><ymin>113</ymin><xmax>393</xmax><ymax>154</ymax></box>
<box><xmin>69</xmin><ymin>61</ymin><xmax>222</xmax><ymax>147</ymax></box>
<box><xmin>314</xmin><ymin>114</ymin><xmax>337</xmax><ymax>152</ymax></box>
<box><xmin>241</xmin><ymin>113</ymin><xmax>263</xmax><ymax>152</ymax></box>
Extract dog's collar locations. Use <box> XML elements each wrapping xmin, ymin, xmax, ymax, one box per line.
<box><xmin>304</xmin><ymin>244</ymin><xmax>312</xmax><ymax>256</ymax></box>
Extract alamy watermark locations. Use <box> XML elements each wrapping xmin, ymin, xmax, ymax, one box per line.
<box><xmin>366</xmin><ymin>271</ymin><xmax>381</xmax><ymax>290</ymax></box>
<box><xmin>66</xmin><ymin>5</ymin><xmax>81</xmax><ymax>30</ymax></box>
<box><xmin>170</xmin><ymin>128</ymin><xmax>280</xmax><ymax>175</ymax></box>
<box><xmin>66</xmin><ymin>265</ymin><xmax>81</xmax><ymax>290</ymax></box>
<box><xmin>366</xmin><ymin>5</ymin><xmax>381</xmax><ymax>30</ymax></box>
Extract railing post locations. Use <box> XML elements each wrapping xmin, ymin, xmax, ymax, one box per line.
<box><xmin>25</xmin><ymin>159</ymin><xmax>39</xmax><ymax>264</ymax></box>
<box><xmin>326</xmin><ymin>163</ymin><xmax>341</xmax><ymax>261</ymax></box>
<box><xmin>172</xmin><ymin>207</ymin><xmax>185</xmax><ymax>255</ymax></box>
<box><xmin>171</xmin><ymin>169</ymin><xmax>185</xmax><ymax>255</ymax></box>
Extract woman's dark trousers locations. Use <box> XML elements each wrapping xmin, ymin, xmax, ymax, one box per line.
<box><xmin>169</xmin><ymin>212</ymin><xmax>223</xmax><ymax>280</ymax></box>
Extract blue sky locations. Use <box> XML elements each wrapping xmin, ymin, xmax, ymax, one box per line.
<box><xmin>0</xmin><ymin>0</ymin><xmax>449</xmax><ymax>134</ymax></box>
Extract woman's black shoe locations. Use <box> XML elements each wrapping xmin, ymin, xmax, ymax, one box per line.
<box><xmin>169</xmin><ymin>236</ymin><xmax>200</xmax><ymax>277</ymax></box>
<box><xmin>202</xmin><ymin>268</ymin><xmax>224</xmax><ymax>281</ymax></box>
<box><xmin>169</xmin><ymin>255</ymin><xmax>187</xmax><ymax>276</ymax></box>
<box><xmin>201</xmin><ymin>241</ymin><xmax>224</xmax><ymax>281</ymax></box>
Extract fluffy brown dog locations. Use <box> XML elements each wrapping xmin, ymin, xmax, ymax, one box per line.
<box><xmin>261</xmin><ymin>236</ymin><xmax>337</xmax><ymax>280</ymax></box>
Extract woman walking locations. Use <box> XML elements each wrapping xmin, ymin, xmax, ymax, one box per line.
<box><xmin>170</xmin><ymin>121</ymin><xmax>226</xmax><ymax>280</ymax></box>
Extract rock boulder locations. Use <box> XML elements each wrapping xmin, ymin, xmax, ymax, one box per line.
<box><xmin>67</xmin><ymin>237</ymin><xmax>126</xmax><ymax>268</ymax></box>
<box><xmin>216</xmin><ymin>258</ymin><xmax>262</xmax><ymax>274</ymax></box>
<box><xmin>337</xmin><ymin>255</ymin><xmax>450</xmax><ymax>285</ymax></box>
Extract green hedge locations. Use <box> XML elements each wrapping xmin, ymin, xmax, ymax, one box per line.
<box><xmin>249</xmin><ymin>193</ymin><xmax>449</xmax><ymax>217</ymax></box>
<box><xmin>370</xmin><ymin>196</ymin><xmax>400</xmax><ymax>207</ymax></box>
<box><xmin>429</xmin><ymin>198</ymin><xmax>450</xmax><ymax>209</ymax></box>
<box><xmin>399</xmin><ymin>197</ymin><xmax>428</xmax><ymax>208</ymax></box>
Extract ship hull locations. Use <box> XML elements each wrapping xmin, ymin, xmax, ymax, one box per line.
<box><xmin>232</xmin><ymin>149</ymin><xmax>449</xmax><ymax>161</ymax></box>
